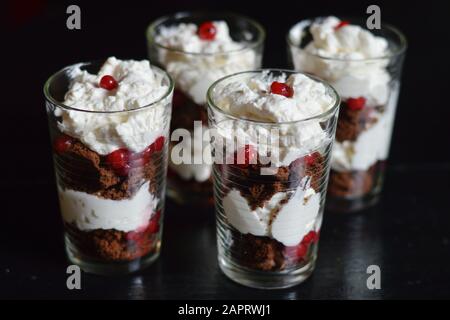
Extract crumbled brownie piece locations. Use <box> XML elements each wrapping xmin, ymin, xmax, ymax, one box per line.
<box><xmin>328</xmin><ymin>162</ymin><xmax>378</xmax><ymax>198</ymax></box>
<box><xmin>66</xmin><ymin>224</ymin><xmax>158</xmax><ymax>262</ymax></box>
<box><xmin>56</xmin><ymin>138</ymin><xmax>160</xmax><ymax>200</ymax></box>
<box><xmin>232</xmin><ymin>233</ymin><xmax>286</xmax><ymax>271</ymax></box>
<box><xmin>289</xmin><ymin>152</ymin><xmax>324</xmax><ymax>192</ymax></box>
<box><xmin>336</xmin><ymin>102</ymin><xmax>378</xmax><ymax>142</ymax></box>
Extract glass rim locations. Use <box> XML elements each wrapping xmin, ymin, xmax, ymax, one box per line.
<box><xmin>146</xmin><ymin>11</ymin><xmax>266</xmax><ymax>57</ymax></box>
<box><xmin>286</xmin><ymin>17</ymin><xmax>408</xmax><ymax>62</ymax></box>
<box><xmin>43</xmin><ymin>60</ymin><xmax>174</xmax><ymax>114</ymax></box>
<box><xmin>207</xmin><ymin>69</ymin><xmax>340</xmax><ymax>126</ymax></box>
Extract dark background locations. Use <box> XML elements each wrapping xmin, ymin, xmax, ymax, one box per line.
<box><xmin>1</xmin><ymin>0</ymin><xmax>450</xmax><ymax>300</ymax></box>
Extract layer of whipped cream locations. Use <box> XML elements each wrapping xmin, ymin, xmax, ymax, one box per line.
<box><xmin>332</xmin><ymin>85</ymin><xmax>399</xmax><ymax>171</ymax></box>
<box><xmin>59</xmin><ymin>182</ymin><xmax>158</xmax><ymax>232</ymax></box>
<box><xmin>212</xmin><ymin>72</ymin><xmax>336</xmax><ymax>166</ymax></box>
<box><xmin>56</xmin><ymin>57</ymin><xmax>170</xmax><ymax>155</ymax></box>
<box><xmin>154</xmin><ymin>21</ymin><xmax>259</xmax><ymax>105</ymax></box>
<box><xmin>223</xmin><ymin>177</ymin><xmax>320</xmax><ymax>246</ymax></box>
<box><xmin>289</xmin><ymin>16</ymin><xmax>391</xmax><ymax>107</ymax></box>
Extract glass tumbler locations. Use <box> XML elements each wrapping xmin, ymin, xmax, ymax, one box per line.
<box><xmin>207</xmin><ymin>70</ymin><xmax>340</xmax><ymax>289</ymax></box>
<box><xmin>288</xmin><ymin>18</ymin><xmax>407</xmax><ymax>212</ymax></box>
<box><xmin>147</xmin><ymin>12</ymin><xmax>265</xmax><ymax>207</ymax></box>
<box><xmin>44</xmin><ymin>61</ymin><xmax>173</xmax><ymax>275</ymax></box>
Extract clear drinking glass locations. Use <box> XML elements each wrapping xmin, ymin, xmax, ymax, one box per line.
<box><xmin>207</xmin><ymin>70</ymin><xmax>340</xmax><ymax>289</ymax></box>
<box><xmin>288</xmin><ymin>18</ymin><xmax>407</xmax><ymax>212</ymax></box>
<box><xmin>44</xmin><ymin>61</ymin><xmax>173</xmax><ymax>275</ymax></box>
<box><xmin>147</xmin><ymin>12</ymin><xmax>265</xmax><ymax>207</ymax></box>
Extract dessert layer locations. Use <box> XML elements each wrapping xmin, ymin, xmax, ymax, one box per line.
<box><xmin>155</xmin><ymin>21</ymin><xmax>258</xmax><ymax>105</ymax></box>
<box><xmin>289</xmin><ymin>17</ymin><xmax>390</xmax><ymax>107</ymax></box>
<box><xmin>56</xmin><ymin>57</ymin><xmax>169</xmax><ymax>155</ymax></box>
<box><xmin>328</xmin><ymin>161</ymin><xmax>380</xmax><ymax>198</ymax></box>
<box><xmin>59</xmin><ymin>181</ymin><xmax>158</xmax><ymax>232</ymax></box>
<box><xmin>332</xmin><ymin>87</ymin><xmax>398</xmax><ymax>172</ymax></box>
<box><xmin>66</xmin><ymin>223</ymin><xmax>159</xmax><ymax>261</ymax></box>
<box><xmin>232</xmin><ymin>233</ymin><xmax>286</xmax><ymax>271</ymax></box>
<box><xmin>223</xmin><ymin>178</ymin><xmax>320</xmax><ymax>247</ymax></box>
<box><xmin>54</xmin><ymin>138</ymin><xmax>159</xmax><ymax>200</ymax></box>
<box><xmin>212</xmin><ymin>72</ymin><xmax>336</xmax><ymax>167</ymax></box>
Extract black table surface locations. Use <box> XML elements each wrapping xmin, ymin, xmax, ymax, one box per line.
<box><xmin>1</xmin><ymin>163</ymin><xmax>449</xmax><ymax>299</ymax></box>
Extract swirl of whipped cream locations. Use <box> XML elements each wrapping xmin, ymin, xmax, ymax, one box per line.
<box><xmin>211</xmin><ymin>71</ymin><xmax>337</xmax><ymax>167</ymax></box>
<box><xmin>154</xmin><ymin>21</ymin><xmax>259</xmax><ymax>105</ymax></box>
<box><xmin>55</xmin><ymin>57</ymin><xmax>171</xmax><ymax>155</ymax></box>
<box><xmin>289</xmin><ymin>16</ymin><xmax>391</xmax><ymax>107</ymax></box>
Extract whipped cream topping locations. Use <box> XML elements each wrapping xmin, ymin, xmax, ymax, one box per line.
<box><xmin>212</xmin><ymin>72</ymin><xmax>336</xmax><ymax>166</ymax></box>
<box><xmin>223</xmin><ymin>177</ymin><xmax>320</xmax><ymax>246</ymax></box>
<box><xmin>59</xmin><ymin>182</ymin><xmax>158</xmax><ymax>232</ymax></box>
<box><xmin>155</xmin><ymin>21</ymin><xmax>246</xmax><ymax>54</ymax></box>
<box><xmin>289</xmin><ymin>16</ymin><xmax>391</xmax><ymax>107</ymax></box>
<box><xmin>154</xmin><ymin>21</ymin><xmax>258</xmax><ymax>105</ymax></box>
<box><xmin>214</xmin><ymin>72</ymin><xmax>334</xmax><ymax>122</ymax></box>
<box><xmin>56</xmin><ymin>57</ymin><xmax>170</xmax><ymax>155</ymax></box>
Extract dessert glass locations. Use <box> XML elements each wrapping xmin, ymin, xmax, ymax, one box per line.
<box><xmin>288</xmin><ymin>18</ymin><xmax>407</xmax><ymax>212</ymax></box>
<box><xmin>207</xmin><ymin>70</ymin><xmax>340</xmax><ymax>289</ymax></box>
<box><xmin>147</xmin><ymin>12</ymin><xmax>265</xmax><ymax>207</ymax></box>
<box><xmin>44</xmin><ymin>61</ymin><xmax>173</xmax><ymax>275</ymax></box>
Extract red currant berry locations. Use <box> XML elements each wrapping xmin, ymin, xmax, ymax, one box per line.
<box><xmin>303</xmin><ymin>230</ymin><xmax>318</xmax><ymax>245</ymax></box>
<box><xmin>106</xmin><ymin>148</ymin><xmax>130</xmax><ymax>176</ymax></box>
<box><xmin>147</xmin><ymin>211</ymin><xmax>161</xmax><ymax>234</ymax></box>
<box><xmin>346</xmin><ymin>97</ymin><xmax>366</xmax><ymax>111</ymax></box>
<box><xmin>335</xmin><ymin>20</ymin><xmax>350</xmax><ymax>30</ymax></box>
<box><xmin>304</xmin><ymin>152</ymin><xmax>320</xmax><ymax>166</ymax></box>
<box><xmin>270</xmin><ymin>81</ymin><xmax>294</xmax><ymax>98</ymax></box>
<box><xmin>53</xmin><ymin>135</ymin><xmax>72</xmax><ymax>154</ymax></box>
<box><xmin>296</xmin><ymin>243</ymin><xmax>308</xmax><ymax>259</ymax></box>
<box><xmin>198</xmin><ymin>21</ymin><xmax>217</xmax><ymax>40</ymax></box>
<box><xmin>153</xmin><ymin>136</ymin><xmax>165</xmax><ymax>152</ymax></box>
<box><xmin>99</xmin><ymin>75</ymin><xmax>118</xmax><ymax>90</ymax></box>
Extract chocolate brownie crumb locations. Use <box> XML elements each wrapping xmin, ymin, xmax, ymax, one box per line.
<box><xmin>66</xmin><ymin>224</ymin><xmax>157</xmax><ymax>262</ymax></box>
<box><xmin>56</xmin><ymin>139</ymin><xmax>159</xmax><ymax>200</ymax></box>
<box><xmin>288</xmin><ymin>152</ymin><xmax>324</xmax><ymax>192</ymax></box>
<box><xmin>336</xmin><ymin>103</ymin><xmax>378</xmax><ymax>142</ymax></box>
<box><xmin>328</xmin><ymin>162</ymin><xmax>378</xmax><ymax>198</ymax></box>
<box><xmin>232</xmin><ymin>233</ymin><xmax>286</xmax><ymax>271</ymax></box>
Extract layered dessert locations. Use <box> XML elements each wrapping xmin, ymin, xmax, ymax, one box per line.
<box><xmin>289</xmin><ymin>16</ymin><xmax>405</xmax><ymax>210</ymax></box>
<box><xmin>46</xmin><ymin>57</ymin><xmax>172</xmax><ymax>271</ymax></box>
<box><xmin>148</xmin><ymin>14</ymin><xmax>263</xmax><ymax>205</ymax></box>
<box><xmin>208</xmin><ymin>70</ymin><xmax>339</xmax><ymax>286</ymax></box>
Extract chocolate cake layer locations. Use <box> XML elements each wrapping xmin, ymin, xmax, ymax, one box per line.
<box><xmin>66</xmin><ymin>224</ymin><xmax>158</xmax><ymax>262</ymax></box>
<box><xmin>221</xmin><ymin>152</ymin><xmax>325</xmax><ymax>210</ymax></box>
<box><xmin>232</xmin><ymin>233</ymin><xmax>286</xmax><ymax>271</ymax></box>
<box><xmin>55</xmin><ymin>138</ymin><xmax>160</xmax><ymax>200</ymax></box>
<box><xmin>328</xmin><ymin>162</ymin><xmax>378</xmax><ymax>198</ymax></box>
<box><xmin>223</xmin><ymin>152</ymin><xmax>325</xmax><ymax>271</ymax></box>
<box><xmin>335</xmin><ymin>101</ymin><xmax>379</xmax><ymax>142</ymax></box>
